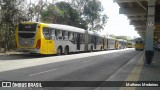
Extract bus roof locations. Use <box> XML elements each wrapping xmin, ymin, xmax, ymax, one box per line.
<box><xmin>88</xmin><ymin>31</ymin><xmax>104</xmax><ymax>38</ymax></box>
<box><xmin>48</xmin><ymin>24</ymin><xmax>86</xmax><ymax>34</ymax></box>
<box><xmin>19</xmin><ymin>22</ymin><xmax>86</xmax><ymax>34</ymax></box>
<box><xmin>19</xmin><ymin>22</ymin><xmax>104</xmax><ymax>37</ymax></box>
<box><xmin>107</xmin><ymin>37</ymin><xmax>116</xmax><ymax>40</ymax></box>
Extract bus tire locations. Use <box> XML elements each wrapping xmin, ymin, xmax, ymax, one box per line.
<box><xmin>90</xmin><ymin>46</ymin><xmax>93</xmax><ymax>52</ymax></box>
<box><xmin>64</xmin><ymin>46</ymin><xmax>69</xmax><ymax>55</ymax></box>
<box><xmin>100</xmin><ymin>46</ymin><xmax>103</xmax><ymax>51</ymax></box>
<box><xmin>57</xmin><ymin>47</ymin><xmax>62</xmax><ymax>55</ymax></box>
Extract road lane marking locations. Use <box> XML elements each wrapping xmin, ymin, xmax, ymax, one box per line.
<box><xmin>82</xmin><ymin>60</ymin><xmax>90</xmax><ymax>63</ymax></box>
<box><xmin>29</xmin><ymin>69</ymin><xmax>57</xmax><ymax>76</ymax></box>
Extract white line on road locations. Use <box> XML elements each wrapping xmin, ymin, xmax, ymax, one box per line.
<box><xmin>29</xmin><ymin>68</ymin><xmax>57</xmax><ymax>76</ymax></box>
<box><xmin>82</xmin><ymin>60</ymin><xmax>90</xmax><ymax>63</ymax></box>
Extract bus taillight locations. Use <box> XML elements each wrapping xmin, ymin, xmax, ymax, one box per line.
<box><xmin>36</xmin><ymin>39</ymin><xmax>41</xmax><ymax>49</ymax></box>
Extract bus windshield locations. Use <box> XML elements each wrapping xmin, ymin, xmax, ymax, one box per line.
<box><xmin>136</xmin><ymin>41</ymin><xmax>143</xmax><ymax>44</ymax></box>
<box><xmin>128</xmin><ymin>43</ymin><xmax>132</xmax><ymax>45</ymax></box>
<box><xmin>18</xmin><ymin>23</ymin><xmax>37</xmax><ymax>38</ymax></box>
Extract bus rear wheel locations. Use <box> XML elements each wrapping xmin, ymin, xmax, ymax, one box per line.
<box><xmin>90</xmin><ymin>46</ymin><xmax>93</xmax><ymax>52</ymax></box>
<box><xmin>64</xmin><ymin>47</ymin><xmax>69</xmax><ymax>55</ymax></box>
<box><xmin>100</xmin><ymin>46</ymin><xmax>103</xmax><ymax>51</ymax></box>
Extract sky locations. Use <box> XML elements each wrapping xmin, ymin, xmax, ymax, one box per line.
<box><xmin>99</xmin><ymin>0</ymin><xmax>140</xmax><ymax>38</ymax></box>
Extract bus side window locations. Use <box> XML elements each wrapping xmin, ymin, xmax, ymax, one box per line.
<box><xmin>50</xmin><ymin>28</ymin><xmax>55</xmax><ymax>40</ymax></box>
<box><xmin>55</xmin><ymin>30</ymin><xmax>57</xmax><ymax>40</ymax></box>
<box><xmin>68</xmin><ymin>32</ymin><xmax>74</xmax><ymax>41</ymax></box>
<box><xmin>74</xmin><ymin>32</ymin><xmax>77</xmax><ymax>43</ymax></box>
<box><xmin>98</xmin><ymin>37</ymin><xmax>102</xmax><ymax>44</ymax></box>
<box><xmin>91</xmin><ymin>35</ymin><xmax>95</xmax><ymax>43</ymax></box>
<box><xmin>81</xmin><ymin>34</ymin><xmax>85</xmax><ymax>44</ymax></box>
<box><xmin>62</xmin><ymin>31</ymin><xmax>64</xmax><ymax>40</ymax></box>
<box><xmin>97</xmin><ymin>37</ymin><xmax>99</xmax><ymax>44</ymax></box>
<box><xmin>88</xmin><ymin>35</ymin><xmax>91</xmax><ymax>43</ymax></box>
<box><xmin>63</xmin><ymin>31</ymin><xmax>68</xmax><ymax>40</ymax></box>
<box><xmin>95</xmin><ymin>36</ymin><xmax>98</xmax><ymax>43</ymax></box>
<box><xmin>56</xmin><ymin>30</ymin><xmax>63</xmax><ymax>40</ymax></box>
<box><xmin>43</xmin><ymin>27</ymin><xmax>50</xmax><ymax>40</ymax></box>
<box><xmin>101</xmin><ymin>37</ymin><xmax>103</xmax><ymax>44</ymax></box>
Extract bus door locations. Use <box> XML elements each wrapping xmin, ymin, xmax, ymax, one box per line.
<box><xmin>94</xmin><ymin>36</ymin><xmax>97</xmax><ymax>49</ymax></box>
<box><xmin>48</xmin><ymin>29</ymin><xmax>55</xmax><ymax>54</ymax></box>
<box><xmin>43</xmin><ymin>27</ymin><xmax>54</xmax><ymax>54</ymax></box>
<box><xmin>115</xmin><ymin>40</ymin><xmax>118</xmax><ymax>49</ymax></box>
<box><xmin>107</xmin><ymin>39</ymin><xmax>109</xmax><ymax>49</ymax></box>
<box><xmin>103</xmin><ymin>38</ymin><xmax>105</xmax><ymax>49</ymax></box>
<box><xmin>77</xmin><ymin>33</ymin><xmax>81</xmax><ymax>50</ymax></box>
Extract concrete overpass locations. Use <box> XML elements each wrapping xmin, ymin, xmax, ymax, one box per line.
<box><xmin>113</xmin><ymin>0</ymin><xmax>160</xmax><ymax>65</ymax></box>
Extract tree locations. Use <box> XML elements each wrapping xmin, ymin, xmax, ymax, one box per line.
<box><xmin>0</xmin><ymin>0</ymin><xmax>26</xmax><ymax>52</ymax></box>
<box><xmin>41</xmin><ymin>3</ymin><xmax>64</xmax><ymax>23</ymax></box>
<box><xmin>70</xmin><ymin>0</ymin><xmax>108</xmax><ymax>31</ymax></box>
<box><xmin>27</xmin><ymin>0</ymin><xmax>48</xmax><ymax>21</ymax></box>
<box><xmin>70</xmin><ymin>0</ymin><xmax>89</xmax><ymax>16</ymax></box>
<box><xmin>83</xmin><ymin>0</ymin><xmax>102</xmax><ymax>30</ymax></box>
<box><xmin>40</xmin><ymin>1</ymin><xmax>88</xmax><ymax>29</ymax></box>
<box><xmin>41</xmin><ymin>0</ymin><xmax>107</xmax><ymax>30</ymax></box>
<box><xmin>109</xmin><ymin>34</ymin><xmax>116</xmax><ymax>38</ymax></box>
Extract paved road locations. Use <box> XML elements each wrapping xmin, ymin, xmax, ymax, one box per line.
<box><xmin>0</xmin><ymin>49</ymin><xmax>141</xmax><ymax>90</ymax></box>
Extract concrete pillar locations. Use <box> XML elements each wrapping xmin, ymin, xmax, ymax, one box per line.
<box><xmin>145</xmin><ymin>0</ymin><xmax>156</xmax><ymax>65</ymax></box>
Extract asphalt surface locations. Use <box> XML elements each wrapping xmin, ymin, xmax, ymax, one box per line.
<box><xmin>0</xmin><ymin>49</ymin><xmax>141</xmax><ymax>90</ymax></box>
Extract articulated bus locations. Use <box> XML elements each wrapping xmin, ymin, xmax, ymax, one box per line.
<box><xmin>127</xmin><ymin>42</ymin><xmax>134</xmax><ymax>48</ymax></box>
<box><xmin>16</xmin><ymin>22</ymin><xmax>105</xmax><ymax>55</ymax></box>
<box><xmin>105</xmin><ymin>37</ymin><xmax>127</xmax><ymax>50</ymax></box>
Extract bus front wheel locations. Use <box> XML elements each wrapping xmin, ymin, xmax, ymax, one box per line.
<box><xmin>57</xmin><ymin>47</ymin><xmax>62</xmax><ymax>55</ymax></box>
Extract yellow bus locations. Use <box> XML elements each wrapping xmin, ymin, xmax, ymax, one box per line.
<box><xmin>135</xmin><ymin>40</ymin><xmax>144</xmax><ymax>50</ymax></box>
<box><xmin>127</xmin><ymin>42</ymin><xmax>134</xmax><ymax>48</ymax></box>
<box><xmin>16</xmin><ymin>22</ymin><xmax>105</xmax><ymax>55</ymax></box>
